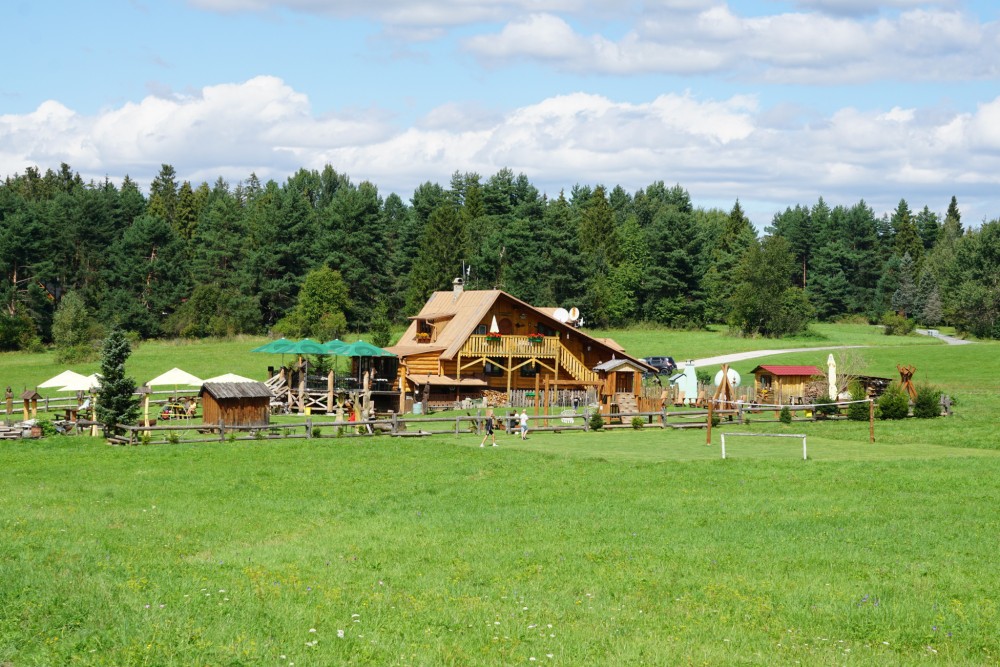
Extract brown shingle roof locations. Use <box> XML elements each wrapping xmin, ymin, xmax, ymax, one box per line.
<box><xmin>200</xmin><ymin>382</ymin><xmax>273</xmax><ymax>400</ymax></box>
<box><xmin>386</xmin><ymin>289</ymin><xmax>643</xmax><ymax>365</ymax></box>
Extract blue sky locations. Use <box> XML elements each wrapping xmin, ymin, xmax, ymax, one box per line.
<box><xmin>3</xmin><ymin>0</ymin><xmax>1000</xmax><ymax>226</ymax></box>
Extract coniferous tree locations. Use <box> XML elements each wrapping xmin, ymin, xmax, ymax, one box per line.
<box><xmin>891</xmin><ymin>199</ymin><xmax>923</xmax><ymax>265</ymax></box>
<box><xmin>95</xmin><ymin>326</ymin><xmax>139</xmax><ymax>436</ymax></box>
<box><xmin>891</xmin><ymin>252</ymin><xmax>918</xmax><ymax>318</ymax></box>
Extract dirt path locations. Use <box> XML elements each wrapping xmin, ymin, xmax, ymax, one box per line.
<box><xmin>689</xmin><ymin>345</ymin><xmax>866</xmax><ymax>367</ymax></box>
<box><xmin>915</xmin><ymin>329</ymin><xmax>972</xmax><ymax>345</ymax></box>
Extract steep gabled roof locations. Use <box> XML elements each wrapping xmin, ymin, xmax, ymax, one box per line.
<box><xmin>386</xmin><ymin>288</ymin><xmax>646</xmax><ymax>366</ymax></box>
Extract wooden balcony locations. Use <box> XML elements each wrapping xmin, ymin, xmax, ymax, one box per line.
<box><xmin>460</xmin><ymin>335</ymin><xmax>598</xmax><ymax>383</ymax></box>
<box><xmin>463</xmin><ymin>334</ymin><xmax>561</xmax><ymax>358</ymax></box>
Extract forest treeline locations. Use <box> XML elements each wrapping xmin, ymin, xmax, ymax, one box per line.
<box><xmin>1</xmin><ymin>162</ymin><xmax>998</xmax><ymax>353</ymax></box>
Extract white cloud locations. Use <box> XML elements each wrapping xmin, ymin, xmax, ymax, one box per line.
<box><xmin>465</xmin><ymin>5</ymin><xmax>999</xmax><ymax>83</ymax></box>
<box><xmin>2</xmin><ymin>76</ymin><xmax>1000</xmax><ymax>223</ymax></box>
<box><xmin>187</xmin><ymin>0</ymin><xmax>622</xmax><ymax>27</ymax></box>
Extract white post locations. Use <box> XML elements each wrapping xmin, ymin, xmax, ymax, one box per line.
<box><xmin>721</xmin><ymin>433</ymin><xmax>726</xmax><ymax>459</ymax></box>
<box><xmin>802</xmin><ymin>436</ymin><xmax>807</xmax><ymax>460</ymax></box>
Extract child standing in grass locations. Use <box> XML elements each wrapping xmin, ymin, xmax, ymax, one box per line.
<box><xmin>480</xmin><ymin>410</ymin><xmax>497</xmax><ymax>447</ymax></box>
<box><xmin>519</xmin><ymin>409</ymin><xmax>529</xmax><ymax>440</ymax></box>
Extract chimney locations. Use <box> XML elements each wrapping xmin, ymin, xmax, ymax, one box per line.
<box><xmin>452</xmin><ymin>277</ymin><xmax>464</xmax><ymax>300</ymax></box>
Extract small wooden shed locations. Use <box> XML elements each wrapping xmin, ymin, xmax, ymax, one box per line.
<box><xmin>593</xmin><ymin>358</ymin><xmax>650</xmax><ymax>416</ymax></box>
<box><xmin>200</xmin><ymin>382</ymin><xmax>272</xmax><ymax>427</ymax></box>
<box><xmin>749</xmin><ymin>365</ymin><xmax>822</xmax><ymax>404</ymax></box>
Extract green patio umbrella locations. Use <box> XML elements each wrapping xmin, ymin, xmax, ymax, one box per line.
<box><xmin>322</xmin><ymin>339</ymin><xmax>346</xmax><ymax>353</ymax></box>
<box><xmin>338</xmin><ymin>340</ymin><xmax>397</xmax><ymax>390</ymax></box>
<box><xmin>280</xmin><ymin>338</ymin><xmax>329</xmax><ymax>356</ymax></box>
<box><xmin>250</xmin><ymin>337</ymin><xmax>292</xmax><ymax>353</ymax></box>
<box><xmin>338</xmin><ymin>340</ymin><xmax>396</xmax><ymax>357</ymax></box>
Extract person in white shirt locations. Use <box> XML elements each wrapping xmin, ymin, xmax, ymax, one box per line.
<box><xmin>519</xmin><ymin>409</ymin><xmax>529</xmax><ymax>440</ymax></box>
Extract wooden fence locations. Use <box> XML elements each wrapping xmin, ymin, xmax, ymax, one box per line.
<box><xmin>109</xmin><ymin>400</ymin><xmax>867</xmax><ymax>446</ymax></box>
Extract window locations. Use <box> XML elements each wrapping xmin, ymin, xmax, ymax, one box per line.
<box><xmin>475</xmin><ymin>324</ymin><xmax>487</xmax><ymax>335</ymax></box>
<box><xmin>536</xmin><ymin>323</ymin><xmax>557</xmax><ymax>337</ymax></box>
<box><xmin>484</xmin><ymin>359</ymin><xmax>504</xmax><ymax>376</ymax></box>
<box><xmin>520</xmin><ymin>363</ymin><xmax>538</xmax><ymax>377</ymax></box>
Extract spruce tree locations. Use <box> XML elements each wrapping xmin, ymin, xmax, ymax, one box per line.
<box><xmin>95</xmin><ymin>327</ymin><xmax>139</xmax><ymax>436</ymax></box>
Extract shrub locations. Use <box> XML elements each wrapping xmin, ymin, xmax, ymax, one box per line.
<box><xmin>312</xmin><ymin>427</ymin><xmax>323</xmax><ymax>438</ymax></box>
<box><xmin>588</xmin><ymin>411</ymin><xmax>604</xmax><ymax>431</ymax></box>
<box><xmin>631</xmin><ymin>416</ymin><xmax>644</xmax><ymax>430</ymax></box>
<box><xmin>881</xmin><ymin>311</ymin><xmax>915</xmax><ymax>336</ymax></box>
<box><xmin>877</xmin><ymin>382</ymin><xmax>910</xmax><ymax>420</ymax></box>
<box><xmin>846</xmin><ymin>381</ymin><xmax>870</xmax><ymax>422</ymax></box>
<box><xmin>711</xmin><ymin>413</ymin><xmax>721</xmax><ymax>427</ymax></box>
<box><xmin>779</xmin><ymin>406</ymin><xmax>793</xmax><ymax>424</ymax></box>
<box><xmin>167</xmin><ymin>432</ymin><xmax>180</xmax><ymax>445</ymax></box>
<box><xmin>37</xmin><ymin>419</ymin><xmax>58</xmax><ymax>437</ymax></box>
<box><xmin>814</xmin><ymin>400</ymin><xmax>838</xmax><ymax>418</ymax></box>
<box><xmin>912</xmin><ymin>383</ymin><xmax>943</xmax><ymax>419</ymax></box>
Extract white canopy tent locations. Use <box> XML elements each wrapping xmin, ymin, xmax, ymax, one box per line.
<box><xmin>147</xmin><ymin>368</ymin><xmax>203</xmax><ymax>387</ymax></box>
<box><xmin>202</xmin><ymin>373</ymin><xmax>257</xmax><ymax>384</ymax></box>
<box><xmin>38</xmin><ymin>370</ymin><xmax>89</xmax><ymax>390</ymax></box>
<box><xmin>58</xmin><ymin>373</ymin><xmax>102</xmax><ymax>392</ymax></box>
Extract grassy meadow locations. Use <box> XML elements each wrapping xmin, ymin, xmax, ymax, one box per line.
<box><xmin>3</xmin><ymin>325</ymin><xmax>1000</xmax><ymax>665</ymax></box>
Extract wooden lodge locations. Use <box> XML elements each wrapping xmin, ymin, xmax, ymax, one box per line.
<box><xmin>200</xmin><ymin>382</ymin><xmax>272</xmax><ymax>427</ymax></box>
<box><xmin>749</xmin><ymin>365</ymin><xmax>822</xmax><ymax>404</ymax></box>
<box><xmin>385</xmin><ymin>279</ymin><xmax>653</xmax><ymax>411</ymax></box>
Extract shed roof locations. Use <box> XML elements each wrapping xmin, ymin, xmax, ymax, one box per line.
<box><xmin>750</xmin><ymin>365</ymin><xmax>823</xmax><ymax>376</ymax></box>
<box><xmin>593</xmin><ymin>358</ymin><xmax>646</xmax><ymax>373</ymax></box>
<box><xmin>200</xmin><ymin>382</ymin><xmax>273</xmax><ymax>400</ymax></box>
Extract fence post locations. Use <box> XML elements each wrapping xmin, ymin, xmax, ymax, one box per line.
<box><xmin>455</xmin><ymin>416</ymin><xmax>461</xmax><ymax>437</ymax></box>
<box><xmin>306</xmin><ymin>417</ymin><xmax>313</xmax><ymax>439</ymax></box>
<box><xmin>391</xmin><ymin>412</ymin><xmax>398</xmax><ymax>435</ymax></box>
<box><xmin>583</xmin><ymin>407</ymin><xmax>590</xmax><ymax>432</ymax></box>
<box><xmin>219</xmin><ymin>419</ymin><xmax>225</xmax><ymax>443</ymax></box>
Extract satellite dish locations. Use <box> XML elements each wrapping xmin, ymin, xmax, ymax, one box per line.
<box><xmin>568</xmin><ymin>307</ymin><xmax>580</xmax><ymax>321</ymax></box>
<box><xmin>714</xmin><ymin>368</ymin><xmax>741</xmax><ymax>387</ymax></box>
<box><xmin>553</xmin><ymin>307</ymin><xmax>570</xmax><ymax>323</ymax></box>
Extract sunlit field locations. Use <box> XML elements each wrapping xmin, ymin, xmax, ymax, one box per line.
<box><xmin>3</xmin><ymin>326</ymin><xmax>999</xmax><ymax>665</ymax></box>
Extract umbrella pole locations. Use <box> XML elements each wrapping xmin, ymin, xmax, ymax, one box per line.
<box><xmin>91</xmin><ymin>393</ymin><xmax>98</xmax><ymax>437</ymax></box>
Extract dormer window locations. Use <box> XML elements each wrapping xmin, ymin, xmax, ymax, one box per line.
<box><xmin>416</xmin><ymin>320</ymin><xmax>433</xmax><ymax>343</ymax></box>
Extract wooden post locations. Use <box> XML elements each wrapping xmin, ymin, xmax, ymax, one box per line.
<box><xmin>706</xmin><ymin>398</ymin><xmax>713</xmax><ymax>445</ymax></box>
<box><xmin>534</xmin><ymin>372</ymin><xmax>540</xmax><ymax>418</ymax></box>
<box><xmin>219</xmin><ymin>419</ymin><xmax>225</xmax><ymax>443</ymax></box>
<box><xmin>306</xmin><ymin>417</ymin><xmax>313</xmax><ymax>439</ymax></box>
<box><xmin>391</xmin><ymin>411</ymin><xmax>398</xmax><ymax>435</ymax></box>
<box><xmin>455</xmin><ymin>416</ymin><xmax>461</xmax><ymax>437</ymax></box>
<box><xmin>298</xmin><ymin>366</ymin><xmax>306</xmax><ymax>414</ymax></box>
<box><xmin>22</xmin><ymin>398</ymin><xmax>29</xmax><ymax>422</ymax></box>
<box><xmin>583</xmin><ymin>407</ymin><xmax>590</xmax><ymax>432</ymax></box>
<box><xmin>869</xmin><ymin>398</ymin><xmax>875</xmax><ymax>443</ymax></box>
<box><xmin>327</xmin><ymin>371</ymin><xmax>334</xmax><ymax>414</ymax></box>
<box><xmin>506</xmin><ymin>353</ymin><xmax>513</xmax><ymax>396</ymax></box>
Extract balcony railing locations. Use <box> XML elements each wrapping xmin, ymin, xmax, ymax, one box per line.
<box><xmin>463</xmin><ymin>334</ymin><xmax>561</xmax><ymax>358</ymax></box>
<box><xmin>461</xmin><ymin>335</ymin><xmax>598</xmax><ymax>383</ymax></box>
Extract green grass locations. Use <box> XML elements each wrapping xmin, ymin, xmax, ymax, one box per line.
<box><xmin>3</xmin><ymin>325</ymin><xmax>1000</xmax><ymax>665</ymax></box>
<box><xmin>3</xmin><ymin>433</ymin><xmax>1000</xmax><ymax>665</ymax></box>
<box><xmin>593</xmin><ymin>322</ymin><xmax>943</xmax><ymax>361</ymax></box>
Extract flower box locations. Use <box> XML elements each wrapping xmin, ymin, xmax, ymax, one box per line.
<box><xmin>485</xmin><ymin>335</ymin><xmax>503</xmax><ymax>343</ymax></box>
<box><xmin>527</xmin><ymin>335</ymin><xmax>544</xmax><ymax>343</ymax></box>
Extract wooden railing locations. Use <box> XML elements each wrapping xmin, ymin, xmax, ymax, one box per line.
<box><xmin>559</xmin><ymin>350</ymin><xmax>598</xmax><ymax>383</ymax></box>
<box><xmin>461</xmin><ymin>335</ymin><xmax>598</xmax><ymax>384</ymax></box>
<box><xmin>463</xmin><ymin>335</ymin><xmax>561</xmax><ymax>358</ymax></box>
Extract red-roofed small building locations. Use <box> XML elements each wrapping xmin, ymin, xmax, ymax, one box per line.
<box><xmin>748</xmin><ymin>364</ymin><xmax>823</xmax><ymax>404</ymax></box>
